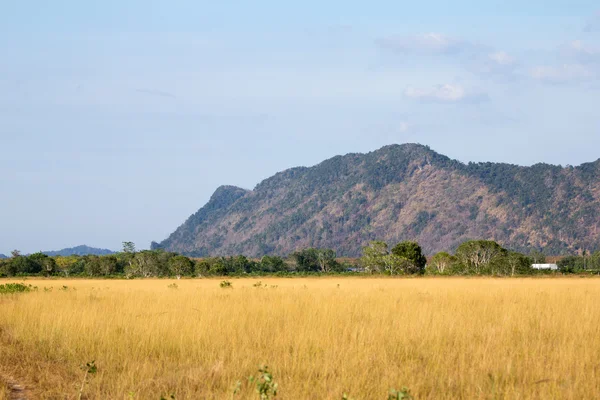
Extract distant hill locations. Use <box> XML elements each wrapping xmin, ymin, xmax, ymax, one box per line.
<box><xmin>0</xmin><ymin>254</ymin><xmax>7</xmax><ymax>259</ymax></box>
<box><xmin>157</xmin><ymin>144</ymin><xmax>600</xmax><ymax>257</ymax></box>
<box><xmin>42</xmin><ymin>245</ymin><xmax>115</xmax><ymax>257</ymax></box>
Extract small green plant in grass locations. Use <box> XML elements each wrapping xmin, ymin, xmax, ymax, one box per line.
<box><xmin>78</xmin><ymin>360</ymin><xmax>97</xmax><ymax>400</ymax></box>
<box><xmin>167</xmin><ymin>283</ymin><xmax>179</xmax><ymax>290</ymax></box>
<box><xmin>388</xmin><ymin>387</ymin><xmax>413</xmax><ymax>400</ymax></box>
<box><xmin>249</xmin><ymin>365</ymin><xmax>278</xmax><ymax>399</ymax></box>
<box><xmin>220</xmin><ymin>280</ymin><xmax>233</xmax><ymax>288</ymax></box>
<box><xmin>253</xmin><ymin>281</ymin><xmax>263</xmax><ymax>287</ymax></box>
<box><xmin>0</xmin><ymin>283</ymin><xmax>36</xmax><ymax>294</ymax></box>
<box><xmin>231</xmin><ymin>380</ymin><xmax>242</xmax><ymax>398</ymax></box>
<box><xmin>233</xmin><ymin>366</ymin><xmax>278</xmax><ymax>399</ymax></box>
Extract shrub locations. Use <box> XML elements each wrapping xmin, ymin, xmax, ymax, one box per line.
<box><xmin>388</xmin><ymin>387</ymin><xmax>413</xmax><ymax>400</ymax></box>
<box><xmin>220</xmin><ymin>280</ymin><xmax>233</xmax><ymax>288</ymax></box>
<box><xmin>0</xmin><ymin>283</ymin><xmax>36</xmax><ymax>294</ymax></box>
<box><xmin>249</xmin><ymin>366</ymin><xmax>278</xmax><ymax>400</ymax></box>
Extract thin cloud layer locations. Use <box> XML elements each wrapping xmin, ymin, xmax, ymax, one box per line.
<box><xmin>377</xmin><ymin>32</ymin><xmax>518</xmax><ymax>82</ymax></box>
<box><xmin>488</xmin><ymin>51</ymin><xmax>515</xmax><ymax>66</ymax></box>
<box><xmin>584</xmin><ymin>11</ymin><xmax>600</xmax><ymax>32</ymax></box>
<box><xmin>135</xmin><ymin>88</ymin><xmax>177</xmax><ymax>98</ymax></box>
<box><xmin>561</xmin><ymin>41</ymin><xmax>600</xmax><ymax>64</ymax></box>
<box><xmin>376</xmin><ymin>33</ymin><xmax>472</xmax><ymax>55</ymax></box>
<box><xmin>404</xmin><ymin>84</ymin><xmax>489</xmax><ymax>103</ymax></box>
<box><xmin>471</xmin><ymin>51</ymin><xmax>519</xmax><ymax>81</ymax></box>
<box><xmin>529</xmin><ymin>64</ymin><xmax>595</xmax><ymax>84</ymax></box>
<box><xmin>531</xmin><ymin>40</ymin><xmax>600</xmax><ymax>84</ymax></box>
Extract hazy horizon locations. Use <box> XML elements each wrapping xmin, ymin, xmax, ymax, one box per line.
<box><xmin>2</xmin><ymin>1</ymin><xmax>599</xmax><ymax>254</ymax></box>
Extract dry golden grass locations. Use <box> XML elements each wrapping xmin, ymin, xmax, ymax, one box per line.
<box><xmin>1</xmin><ymin>277</ymin><xmax>600</xmax><ymax>399</ymax></box>
<box><xmin>0</xmin><ymin>384</ymin><xmax>8</xmax><ymax>400</ymax></box>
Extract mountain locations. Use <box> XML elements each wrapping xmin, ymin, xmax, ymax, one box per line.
<box><xmin>0</xmin><ymin>254</ymin><xmax>7</xmax><ymax>259</ymax></box>
<box><xmin>42</xmin><ymin>245</ymin><xmax>115</xmax><ymax>257</ymax></box>
<box><xmin>158</xmin><ymin>144</ymin><xmax>600</xmax><ymax>256</ymax></box>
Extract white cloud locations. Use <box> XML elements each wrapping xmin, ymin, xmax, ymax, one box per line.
<box><xmin>404</xmin><ymin>84</ymin><xmax>489</xmax><ymax>103</ymax></box>
<box><xmin>376</xmin><ymin>33</ymin><xmax>471</xmax><ymax>55</ymax></box>
<box><xmin>561</xmin><ymin>40</ymin><xmax>600</xmax><ymax>64</ymax></box>
<box><xmin>488</xmin><ymin>51</ymin><xmax>515</xmax><ymax>66</ymax></box>
<box><xmin>469</xmin><ymin>51</ymin><xmax>519</xmax><ymax>81</ymax></box>
<box><xmin>377</xmin><ymin>33</ymin><xmax>517</xmax><ymax>82</ymax></box>
<box><xmin>529</xmin><ymin>64</ymin><xmax>595</xmax><ymax>83</ymax></box>
<box><xmin>398</xmin><ymin>121</ymin><xmax>410</xmax><ymax>132</ymax></box>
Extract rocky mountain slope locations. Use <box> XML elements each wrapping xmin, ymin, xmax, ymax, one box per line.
<box><xmin>157</xmin><ymin>144</ymin><xmax>600</xmax><ymax>256</ymax></box>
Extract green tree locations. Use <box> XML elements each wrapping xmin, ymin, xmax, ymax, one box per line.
<box><xmin>11</xmin><ymin>256</ymin><xmax>39</xmax><ymax>274</ymax></box>
<box><xmin>591</xmin><ymin>251</ymin><xmax>600</xmax><ymax>270</ymax></box>
<box><xmin>84</xmin><ymin>256</ymin><xmax>103</xmax><ymax>276</ymax></box>
<box><xmin>315</xmin><ymin>248</ymin><xmax>338</xmax><ymax>273</ymax></box>
<box><xmin>260</xmin><ymin>256</ymin><xmax>286</xmax><ymax>273</ymax></box>
<box><xmin>382</xmin><ymin>254</ymin><xmax>415</xmax><ymax>275</ymax></box>
<box><xmin>39</xmin><ymin>256</ymin><xmax>57</xmax><ymax>276</ymax></box>
<box><xmin>55</xmin><ymin>256</ymin><xmax>80</xmax><ymax>277</ymax></box>
<box><xmin>168</xmin><ymin>255</ymin><xmax>194</xmax><ymax>278</ymax></box>
<box><xmin>23</xmin><ymin>252</ymin><xmax>50</xmax><ymax>275</ymax></box>
<box><xmin>120</xmin><ymin>242</ymin><xmax>136</xmax><ymax>272</ymax></box>
<box><xmin>208</xmin><ymin>259</ymin><xmax>228</xmax><ymax>276</ymax></box>
<box><xmin>557</xmin><ymin>256</ymin><xmax>584</xmax><ymax>273</ymax></box>
<box><xmin>122</xmin><ymin>242</ymin><xmax>136</xmax><ymax>253</ymax></box>
<box><xmin>0</xmin><ymin>258</ymin><xmax>17</xmax><ymax>276</ymax></box>
<box><xmin>195</xmin><ymin>259</ymin><xmax>211</xmax><ymax>276</ymax></box>
<box><xmin>360</xmin><ymin>241</ymin><xmax>389</xmax><ymax>274</ymax></box>
<box><xmin>529</xmin><ymin>249</ymin><xmax>546</xmax><ymax>264</ymax></box>
<box><xmin>126</xmin><ymin>251</ymin><xmax>161</xmax><ymax>278</ymax></box>
<box><xmin>391</xmin><ymin>241</ymin><xmax>427</xmax><ymax>274</ymax></box>
<box><xmin>69</xmin><ymin>258</ymin><xmax>86</xmax><ymax>275</ymax></box>
<box><xmin>292</xmin><ymin>248</ymin><xmax>320</xmax><ymax>272</ymax></box>
<box><xmin>427</xmin><ymin>252</ymin><xmax>456</xmax><ymax>275</ymax></box>
<box><xmin>504</xmin><ymin>252</ymin><xmax>532</xmax><ymax>276</ymax></box>
<box><xmin>229</xmin><ymin>255</ymin><xmax>252</xmax><ymax>274</ymax></box>
<box><xmin>455</xmin><ymin>240</ymin><xmax>507</xmax><ymax>275</ymax></box>
<box><xmin>99</xmin><ymin>256</ymin><xmax>119</xmax><ymax>276</ymax></box>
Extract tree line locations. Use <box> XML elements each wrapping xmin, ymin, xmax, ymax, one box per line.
<box><xmin>361</xmin><ymin>240</ymin><xmax>533</xmax><ymax>276</ymax></box>
<box><xmin>0</xmin><ymin>244</ymin><xmax>353</xmax><ymax>278</ymax></box>
<box><xmin>1</xmin><ymin>240</ymin><xmax>598</xmax><ymax>278</ymax></box>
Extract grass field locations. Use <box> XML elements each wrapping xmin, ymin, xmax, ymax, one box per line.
<box><xmin>1</xmin><ymin>277</ymin><xmax>600</xmax><ymax>399</ymax></box>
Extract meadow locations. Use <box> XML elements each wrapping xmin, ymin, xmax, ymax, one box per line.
<box><xmin>1</xmin><ymin>277</ymin><xmax>600</xmax><ymax>399</ymax></box>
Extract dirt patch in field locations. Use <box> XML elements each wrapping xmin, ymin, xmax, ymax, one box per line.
<box><xmin>0</xmin><ymin>326</ymin><xmax>32</xmax><ymax>400</ymax></box>
<box><xmin>0</xmin><ymin>325</ymin><xmax>79</xmax><ymax>400</ymax></box>
<box><xmin>0</xmin><ymin>372</ymin><xmax>31</xmax><ymax>400</ymax></box>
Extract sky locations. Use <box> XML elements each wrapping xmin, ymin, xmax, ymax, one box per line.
<box><xmin>1</xmin><ymin>1</ymin><xmax>600</xmax><ymax>254</ymax></box>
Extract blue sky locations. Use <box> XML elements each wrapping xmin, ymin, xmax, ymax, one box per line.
<box><xmin>1</xmin><ymin>1</ymin><xmax>599</xmax><ymax>254</ymax></box>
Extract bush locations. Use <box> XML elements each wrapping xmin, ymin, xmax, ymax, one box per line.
<box><xmin>0</xmin><ymin>283</ymin><xmax>36</xmax><ymax>294</ymax></box>
<box><xmin>220</xmin><ymin>280</ymin><xmax>233</xmax><ymax>288</ymax></box>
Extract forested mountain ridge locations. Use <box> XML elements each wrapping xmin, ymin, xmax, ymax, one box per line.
<box><xmin>157</xmin><ymin>144</ymin><xmax>600</xmax><ymax>256</ymax></box>
<box><xmin>42</xmin><ymin>245</ymin><xmax>115</xmax><ymax>257</ymax></box>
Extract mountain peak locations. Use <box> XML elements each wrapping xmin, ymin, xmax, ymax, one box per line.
<box><xmin>158</xmin><ymin>145</ymin><xmax>600</xmax><ymax>256</ymax></box>
<box><xmin>380</xmin><ymin>142</ymin><xmax>431</xmax><ymax>152</ymax></box>
<box><xmin>211</xmin><ymin>185</ymin><xmax>249</xmax><ymax>200</ymax></box>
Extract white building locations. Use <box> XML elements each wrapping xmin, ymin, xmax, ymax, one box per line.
<box><xmin>531</xmin><ymin>263</ymin><xmax>559</xmax><ymax>270</ymax></box>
